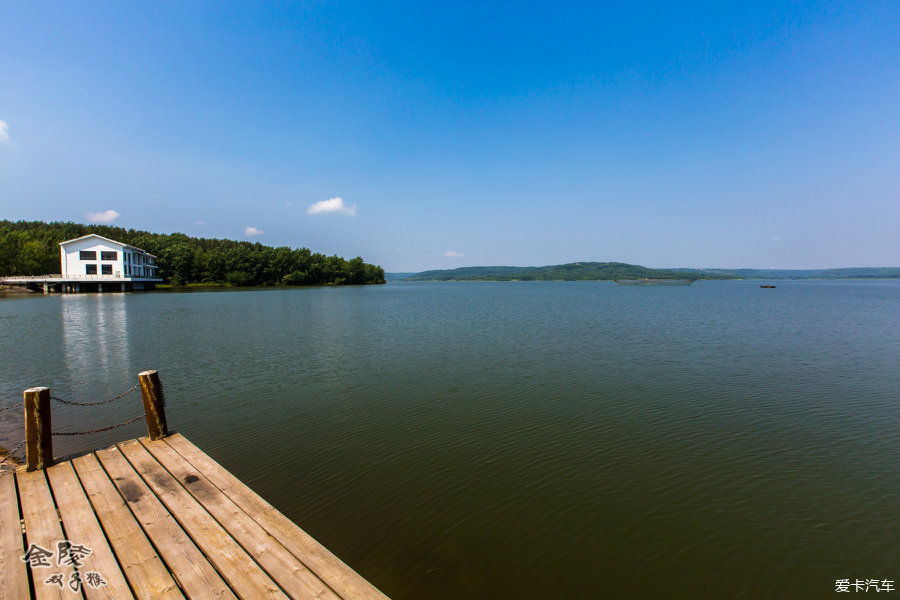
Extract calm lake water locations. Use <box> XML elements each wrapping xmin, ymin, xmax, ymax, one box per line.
<box><xmin>1</xmin><ymin>280</ymin><xmax>898</xmax><ymax>599</ymax></box>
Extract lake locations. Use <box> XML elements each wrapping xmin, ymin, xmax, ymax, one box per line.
<box><xmin>1</xmin><ymin>280</ymin><xmax>898</xmax><ymax>598</ymax></box>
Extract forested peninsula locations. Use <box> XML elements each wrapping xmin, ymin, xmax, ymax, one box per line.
<box><xmin>404</xmin><ymin>263</ymin><xmax>900</xmax><ymax>281</ymax></box>
<box><xmin>405</xmin><ymin>263</ymin><xmax>734</xmax><ymax>281</ymax></box>
<box><xmin>0</xmin><ymin>220</ymin><xmax>385</xmax><ymax>286</ymax></box>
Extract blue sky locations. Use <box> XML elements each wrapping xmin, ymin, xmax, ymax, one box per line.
<box><xmin>1</xmin><ymin>1</ymin><xmax>897</xmax><ymax>272</ymax></box>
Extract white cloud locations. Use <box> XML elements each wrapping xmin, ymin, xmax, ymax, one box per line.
<box><xmin>244</xmin><ymin>226</ymin><xmax>264</xmax><ymax>236</ymax></box>
<box><xmin>0</xmin><ymin>121</ymin><xmax>9</xmax><ymax>143</ymax></box>
<box><xmin>307</xmin><ymin>197</ymin><xmax>357</xmax><ymax>216</ymax></box>
<box><xmin>444</xmin><ymin>251</ymin><xmax>465</xmax><ymax>258</ymax></box>
<box><xmin>86</xmin><ymin>210</ymin><xmax>120</xmax><ymax>223</ymax></box>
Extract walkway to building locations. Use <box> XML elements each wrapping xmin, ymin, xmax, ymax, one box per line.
<box><xmin>0</xmin><ymin>275</ymin><xmax>160</xmax><ymax>293</ymax></box>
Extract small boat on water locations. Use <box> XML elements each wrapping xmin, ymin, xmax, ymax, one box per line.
<box><xmin>614</xmin><ymin>279</ymin><xmax>696</xmax><ymax>286</ymax></box>
<box><xmin>760</xmin><ymin>285</ymin><xmax>776</xmax><ymax>288</ymax></box>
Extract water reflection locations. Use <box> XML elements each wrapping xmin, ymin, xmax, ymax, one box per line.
<box><xmin>61</xmin><ymin>295</ymin><xmax>130</xmax><ymax>381</ymax></box>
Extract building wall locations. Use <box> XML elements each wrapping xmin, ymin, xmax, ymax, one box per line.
<box><xmin>124</xmin><ymin>248</ymin><xmax>157</xmax><ymax>278</ymax></box>
<box><xmin>61</xmin><ymin>238</ymin><xmax>125</xmax><ymax>277</ymax></box>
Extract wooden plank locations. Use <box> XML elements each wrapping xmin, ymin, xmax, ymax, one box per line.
<box><xmin>0</xmin><ymin>473</ymin><xmax>30</xmax><ymax>600</ymax></box>
<box><xmin>95</xmin><ymin>447</ymin><xmax>237</xmax><ymax>600</ymax></box>
<box><xmin>45</xmin><ymin>460</ymin><xmax>133</xmax><ymax>600</ymax></box>
<box><xmin>115</xmin><ymin>440</ymin><xmax>289</xmax><ymax>600</ymax></box>
<box><xmin>72</xmin><ymin>453</ymin><xmax>183</xmax><ymax>600</ymax></box>
<box><xmin>139</xmin><ymin>437</ymin><xmax>340</xmax><ymax>600</ymax></box>
<box><xmin>163</xmin><ymin>434</ymin><xmax>390</xmax><ymax>600</ymax></box>
<box><xmin>17</xmin><ymin>468</ymin><xmax>80</xmax><ymax>599</ymax></box>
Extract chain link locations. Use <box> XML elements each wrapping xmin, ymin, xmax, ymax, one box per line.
<box><xmin>50</xmin><ymin>383</ymin><xmax>141</xmax><ymax>407</ymax></box>
<box><xmin>0</xmin><ymin>400</ymin><xmax>25</xmax><ymax>413</ymax></box>
<box><xmin>52</xmin><ymin>413</ymin><xmax>146</xmax><ymax>436</ymax></box>
<box><xmin>0</xmin><ymin>439</ymin><xmax>26</xmax><ymax>467</ymax></box>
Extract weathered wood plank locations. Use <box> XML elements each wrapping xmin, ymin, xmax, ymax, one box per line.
<box><xmin>116</xmin><ymin>440</ymin><xmax>289</xmax><ymax>600</ymax></box>
<box><xmin>17</xmin><ymin>468</ymin><xmax>79</xmax><ymax>599</ymax></box>
<box><xmin>139</xmin><ymin>437</ymin><xmax>340</xmax><ymax>600</ymax></box>
<box><xmin>45</xmin><ymin>460</ymin><xmax>133</xmax><ymax>599</ymax></box>
<box><xmin>73</xmin><ymin>452</ymin><xmax>183</xmax><ymax>600</ymax></box>
<box><xmin>96</xmin><ymin>446</ymin><xmax>237</xmax><ymax>600</ymax></box>
<box><xmin>163</xmin><ymin>434</ymin><xmax>389</xmax><ymax>600</ymax></box>
<box><xmin>0</xmin><ymin>473</ymin><xmax>30</xmax><ymax>600</ymax></box>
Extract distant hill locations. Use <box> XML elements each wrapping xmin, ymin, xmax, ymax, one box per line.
<box><xmin>405</xmin><ymin>263</ymin><xmax>900</xmax><ymax>281</ymax></box>
<box><xmin>405</xmin><ymin>262</ymin><xmax>734</xmax><ymax>281</ymax></box>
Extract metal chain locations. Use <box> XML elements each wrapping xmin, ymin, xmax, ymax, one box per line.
<box><xmin>0</xmin><ymin>439</ymin><xmax>26</xmax><ymax>467</ymax></box>
<box><xmin>3</xmin><ymin>377</ymin><xmax>161</xmax><ymax>440</ymax></box>
<box><xmin>0</xmin><ymin>400</ymin><xmax>25</xmax><ymax>413</ymax></box>
<box><xmin>52</xmin><ymin>413</ymin><xmax>145</xmax><ymax>436</ymax></box>
<box><xmin>50</xmin><ymin>383</ymin><xmax>141</xmax><ymax>407</ymax></box>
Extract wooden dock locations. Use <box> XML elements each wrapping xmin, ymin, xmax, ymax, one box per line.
<box><xmin>1</xmin><ymin>434</ymin><xmax>389</xmax><ymax>600</ymax></box>
<box><xmin>0</xmin><ymin>373</ymin><xmax>389</xmax><ymax>600</ymax></box>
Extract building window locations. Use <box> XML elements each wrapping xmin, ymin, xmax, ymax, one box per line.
<box><xmin>79</xmin><ymin>251</ymin><xmax>96</xmax><ymax>260</ymax></box>
<box><xmin>85</xmin><ymin>264</ymin><xmax>97</xmax><ymax>275</ymax></box>
<box><xmin>101</xmin><ymin>251</ymin><xmax>117</xmax><ymax>261</ymax></box>
<box><xmin>101</xmin><ymin>264</ymin><xmax>113</xmax><ymax>275</ymax></box>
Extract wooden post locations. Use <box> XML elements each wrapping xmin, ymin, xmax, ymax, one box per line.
<box><xmin>24</xmin><ymin>387</ymin><xmax>53</xmax><ymax>470</ymax></box>
<box><xmin>139</xmin><ymin>370</ymin><xmax>168</xmax><ymax>440</ymax></box>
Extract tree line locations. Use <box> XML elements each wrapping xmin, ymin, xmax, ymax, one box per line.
<box><xmin>0</xmin><ymin>220</ymin><xmax>385</xmax><ymax>286</ymax></box>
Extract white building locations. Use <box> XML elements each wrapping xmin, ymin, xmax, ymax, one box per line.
<box><xmin>59</xmin><ymin>234</ymin><xmax>160</xmax><ymax>282</ymax></box>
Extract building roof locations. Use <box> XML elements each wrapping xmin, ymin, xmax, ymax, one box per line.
<box><xmin>59</xmin><ymin>234</ymin><xmax>156</xmax><ymax>257</ymax></box>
